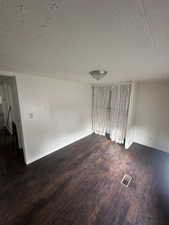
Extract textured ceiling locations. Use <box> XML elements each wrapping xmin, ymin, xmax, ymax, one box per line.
<box><xmin>0</xmin><ymin>0</ymin><xmax>169</xmax><ymax>84</ymax></box>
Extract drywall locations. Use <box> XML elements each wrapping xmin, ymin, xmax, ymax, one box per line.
<box><xmin>10</xmin><ymin>78</ymin><xmax>24</xmax><ymax>149</ymax></box>
<box><xmin>16</xmin><ymin>75</ymin><xmax>92</xmax><ymax>164</ymax></box>
<box><xmin>130</xmin><ymin>81</ymin><xmax>169</xmax><ymax>153</ymax></box>
<box><xmin>125</xmin><ymin>82</ymin><xmax>137</xmax><ymax>149</ymax></box>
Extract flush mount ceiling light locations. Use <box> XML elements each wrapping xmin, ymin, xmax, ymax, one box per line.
<box><xmin>89</xmin><ymin>70</ymin><xmax>107</xmax><ymax>80</ymax></box>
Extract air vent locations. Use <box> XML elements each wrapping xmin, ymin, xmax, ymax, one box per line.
<box><xmin>121</xmin><ymin>174</ymin><xmax>132</xmax><ymax>187</ymax></box>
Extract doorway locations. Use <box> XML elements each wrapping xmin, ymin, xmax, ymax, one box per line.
<box><xmin>0</xmin><ymin>75</ymin><xmax>25</xmax><ymax>172</ymax></box>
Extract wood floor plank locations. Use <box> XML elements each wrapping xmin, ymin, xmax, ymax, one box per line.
<box><xmin>0</xmin><ymin>132</ymin><xmax>169</xmax><ymax>225</ymax></box>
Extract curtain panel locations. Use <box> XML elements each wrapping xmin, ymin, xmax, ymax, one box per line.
<box><xmin>92</xmin><ymin>83</ymin><xmax>131</xmax><ymax>144</ymax></box>
<box><xmin>92</xmin><ymin>86</ymin><xmax>110</xmax><ymax>136</ymax></box>
<box><xmin>110</xmin><ymin>84</ymin><xmax>131</xmax><ymax>144</ymax></box>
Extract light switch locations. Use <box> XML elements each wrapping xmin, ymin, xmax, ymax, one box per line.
<box><xmin>29</xmin><ymin>113</ymin><xmax>34</xmax><ymax>119</ymax></box>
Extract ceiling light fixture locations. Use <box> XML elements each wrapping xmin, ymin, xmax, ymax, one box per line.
<box><xmin>89</xmin><ymin>70</ymin><xmax>107</xmax><ymax>80</ymax></box>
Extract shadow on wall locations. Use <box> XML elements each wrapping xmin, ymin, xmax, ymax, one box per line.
<box><xmin>128</xmin><ymin>81</ymin><xmax>169</xmax><ymax>154</ymax></box>
<box><xmin>133</xmin><ymin>124</ymin><xmax>169</xmax><ymax>153</ymax></box>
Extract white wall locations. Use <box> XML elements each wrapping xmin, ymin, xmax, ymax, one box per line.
<box><xmin>10</xmin><ymin>78</ymin><xmax>24</xmax><ymax>148</ymax></box>
<box><xmin>125</xmin><ymin>82</ymin><xmax>137</xmax><ymax>149</ymax></box>
<box><xmin>126</xmin><ymin>81</ymin><xmax>169</xmax><ymax>153</ymax></box>
<box><xmin>16</xmin><ymin>75</ymin><xmax>92</xmax><ymax>164</ymax></box>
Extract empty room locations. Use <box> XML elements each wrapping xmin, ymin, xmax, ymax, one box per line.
<box><xmin>0</xmin><ymin>0</ymin><xmax>169</xmax><ymax>225</ymax></box>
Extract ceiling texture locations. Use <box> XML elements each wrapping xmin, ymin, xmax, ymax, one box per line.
<box><xmin>0</xmin><ymin>0</ymin><xmax>169</xmax><ymax>84</ymax></box>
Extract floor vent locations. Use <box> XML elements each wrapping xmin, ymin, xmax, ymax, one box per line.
<box><xmin>121</xmin><ymin>174</ymin><xmax>132</xmax><ymax>187</ymax></box>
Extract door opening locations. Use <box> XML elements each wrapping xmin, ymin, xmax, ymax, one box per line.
<box><xmin>0</xmin><ymin>75</ymin><xmax>25</xmax><ymax>169</ymax></box>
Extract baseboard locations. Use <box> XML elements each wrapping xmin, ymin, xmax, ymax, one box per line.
<box><xmin>129</xmin><ymin>142</ymin><xmax>169</xmax><ymax>155</ymax></box>
<box><xmin>25</xmin><ymin>132</ymin><xmax>93</xmax><ymax>165</ymax></box>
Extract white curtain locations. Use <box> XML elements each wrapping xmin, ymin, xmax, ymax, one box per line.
<box><xmin>92</xmin><ymin>86</ymin><xmax>110</xmax><ymax>136</ymax></box>
<box><xmin>110</xmin><ymin>83</ymin><xmax>131</xmax><ymax>144</ymax></box>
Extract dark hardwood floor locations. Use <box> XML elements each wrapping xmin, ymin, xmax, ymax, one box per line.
<box><xmin>0</xmin><ymin>133</ymin><xmax>169</xmax><ymax>225</ymax></box>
